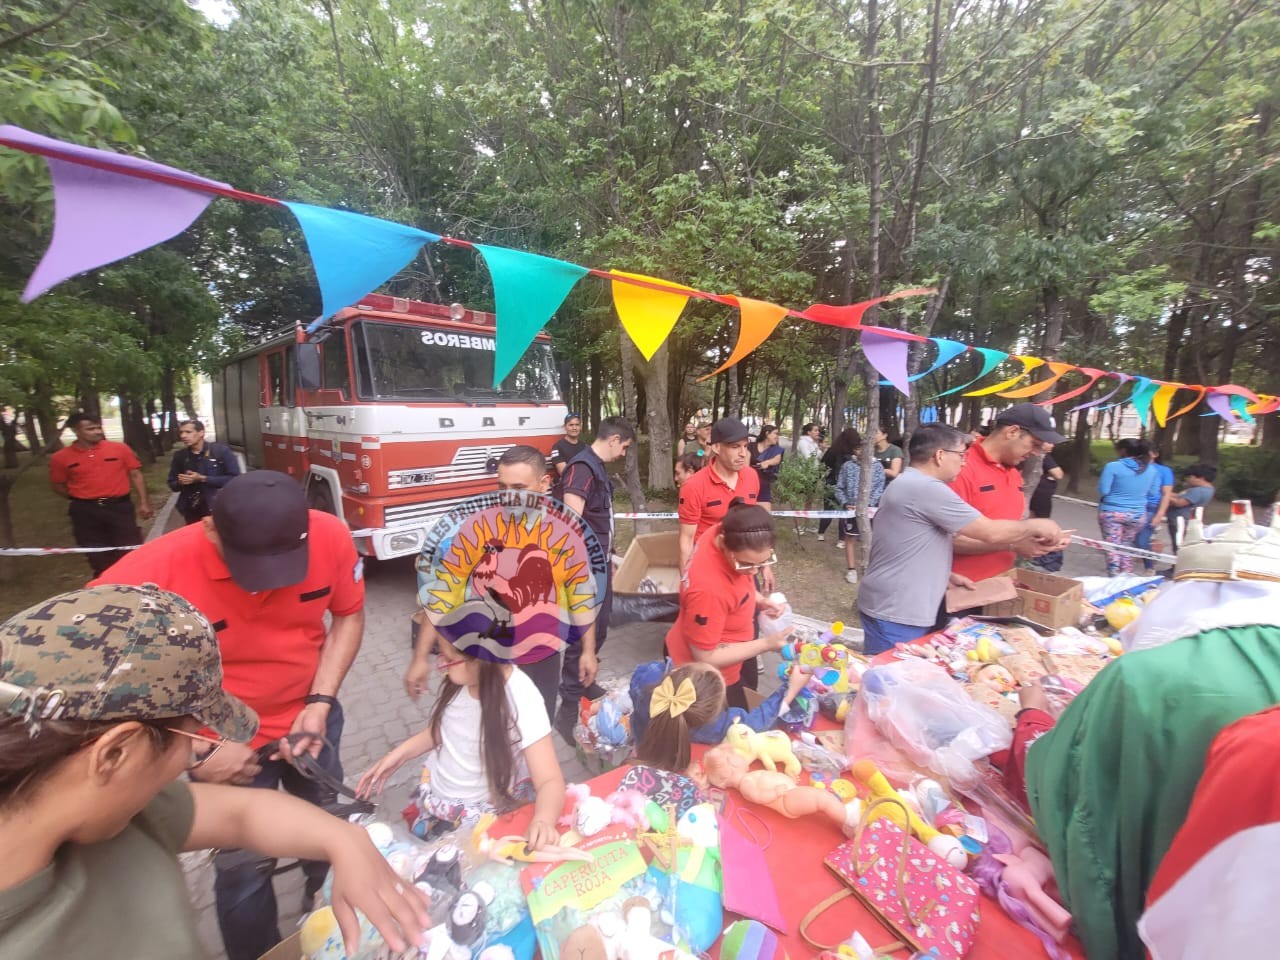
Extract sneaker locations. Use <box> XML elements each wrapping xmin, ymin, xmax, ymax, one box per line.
<box><xmin>845</xmin><ymin>569</ymin><xmax>858</xmax><ymax>584</ymax></box>
<box><xmin>836</xmin><ymin>540</ymin><xmax>845</xmax><ymax>548</ymax></box>
<box><xmin>816</xmin><ymin>534</ymin><xmax>825</xmax><ymax>542</ymax></box>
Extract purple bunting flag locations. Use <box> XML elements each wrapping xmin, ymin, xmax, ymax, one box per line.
<box><xmin>1</xmin><ymin>126</ymin><xmax>231</xmax><ymax>301</ymax></box>
<box><xmin>862</xmin><ymin>330</ymin><xmax>912</xmax><ymax>395</ymax></box>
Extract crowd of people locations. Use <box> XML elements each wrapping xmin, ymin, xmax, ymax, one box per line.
<box><xmin>6</xmin><ymin>404</ymin><xmax>1267</xmax><ymax>960</ymax></box>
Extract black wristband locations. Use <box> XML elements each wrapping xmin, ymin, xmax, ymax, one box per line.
<box><xmin>304</xmin><ymin>694</ymin><xmax>339</xmax><ymax>708</ymax></box>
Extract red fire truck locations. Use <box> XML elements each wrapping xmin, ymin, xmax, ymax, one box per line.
<box><xmin>212</xmin><ymin>294</ymin><xmax>568</xmax><ymax>559</ymax></box>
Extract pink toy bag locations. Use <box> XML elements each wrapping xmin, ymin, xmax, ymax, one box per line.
<box><xmin>803</xmin><ymin>796</ymin><xmax>982</xmax><ymax>959</ymax></box>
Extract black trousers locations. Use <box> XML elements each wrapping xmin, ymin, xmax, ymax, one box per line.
<box><xmin>68</xmin><ymin>498</ymin><xmax>140</xmax><ymax>576</ymax></box>
<box><xmin>523</xmin><ymin>568</ymin><xmax>614</xmax><ymax>722</ymax></box>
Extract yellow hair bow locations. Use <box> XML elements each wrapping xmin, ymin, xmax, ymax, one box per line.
<box><xmin>651</xmin><ymin>676</ymin><xmax>697</xmax><ymax>719</ymax></box>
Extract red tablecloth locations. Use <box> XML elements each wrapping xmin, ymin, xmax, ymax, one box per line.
<box><xmin>487</xmin><ymin>758</ymin><xmax>1086</xmax><ymax>959</ymax></box>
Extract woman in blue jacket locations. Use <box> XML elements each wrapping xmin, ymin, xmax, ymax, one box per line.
<box><xmin>1097</xmin><ymin>438</ymin><xmax>1161</xmax><ymax>575</ymax></box>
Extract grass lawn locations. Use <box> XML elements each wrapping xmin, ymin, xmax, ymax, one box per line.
<box><xmin>0</xmin><ymin>454</ymin><xmax>172</xmax><ymax>620</ymax></box>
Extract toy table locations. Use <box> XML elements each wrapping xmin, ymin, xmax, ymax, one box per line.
<box><xmin>486</xmin><ymin>755</ymin><xmax>1087</xmax><ymax>959</ymax></box>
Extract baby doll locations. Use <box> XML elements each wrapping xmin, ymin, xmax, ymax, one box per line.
<box><xmin>702</xmin><ymin>744</ymin><xmax>861</xmax><ymax>835</ymax></box>
<box><xmin>630</xmin><ymin>658</ymin><xmax>809</xmax><ymax>767</ymax></box>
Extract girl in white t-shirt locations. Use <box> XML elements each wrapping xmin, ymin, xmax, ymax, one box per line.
<box><xmin>357</xmin><ymin>633</ymin><xmax>566</xmax><ymax>851</ymax></box>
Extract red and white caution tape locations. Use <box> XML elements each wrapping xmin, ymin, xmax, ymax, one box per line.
<box><xmin>0</xmin><ymin>544</ymin><xmax>141</xmax><ymax>556</ymax></box>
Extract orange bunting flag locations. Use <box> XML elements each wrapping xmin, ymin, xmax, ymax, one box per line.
<box><xmin>799</xmin><ymin>288</ymin><xmax>936</xmax><ymax>329</ymax></box>
<box><xmin>698</xmin><ymin>297</ymin><xmax>791</xmax><ymax>381</ymax></box>
<box><xmin>963</xmin><ymin>355</ymin><xmax>1045</xmax><ymax>397</ymax></box>
<box><xmin>997</xmin><ymin>361</ymin><xmax>1076</xmax><ymax>399</ymax></box>
<box><xmin>1249</xmin><ymin>395</ymin><xmax>1280</xmax><ymax>416</ymax></box>
<box><xmin>1165</xmin><ymin>385</ymin><xmax>1208</xmax><ymax>421</ymax></box>
<box><xmin>609</xmin><ymin>270</ymin><xmax>697</xmax><ymax>361</ymax></box>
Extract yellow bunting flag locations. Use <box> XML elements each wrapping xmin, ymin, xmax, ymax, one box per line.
<box><xmin>963</xmin><ymin>355</ymin><xmax>1045</xmax><ymax>397</ymax></box>
<box><xmin>1150</xmin><ymin>383</ymin><xmax>1181</xmax><ymax>427</ymax></box>
<box><xmin>609</xmin><ymin>270</ymin><xmax>697</xmax><ymax>361</ymax></box>
<box><xmin>698</xmin><ymin>297</ymin><xmax>792</xmax><ymax>381</ymax></box>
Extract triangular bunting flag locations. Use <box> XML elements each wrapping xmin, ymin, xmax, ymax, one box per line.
<box><xmin>965</xmin><ymin>355</ymin><xmax>1044</xmax><ymax>397</ymax></box>
<box><xmin>862</xmin><ymin>330</ymin><xmax>912</xmax><ymax>395</ymax></box>
<box><xmin>934</xmin><ymin>347</ymin><xmax>1010</xmax><ymax>397</ymax></box>
<box><xmin>912</xmin><ymin>338</ymin><xmax>970</xmax><ymax>382</ymax></box>
<box><xmin>1166</xmin><ymin>385</ymin><xmax>1208</xmax><ymax>421</ymax></box>
<box><xmin>1150</xmin><ymin>383</ymin><xmax>1181</xmax><ymax>427</ymax></box>
<box><xmin>1126</xmin><ymin>377</ymin><xmax>1160</xmax><ymax>425</ymax></box>
<box><xmin>698</xmin><ymin>297</ymin><xmax>791</xmax><ymax>381</ymax></box>
<box><xmin>1205</xmin><ymin>391</ymin><xmax>1241</xmax><ymax>422</ymax></box>
<box><xmin>286</xmin><ymin>202</ymin><xmax>440</xmax><ymax>325</ymax></box>
<box><xmin>1045</xmin><ymin>368</ymin><xmax>1106</xmax><ymax>406</ymax></box>
<box><xmin>473</xmin><ymin>244</ymin><xmax>589</xmax><ymax>386</ymax></box>
<box><xmin>800</xmin><ymin>287</ymin><xmax>935</xmax><ymax>329</ymax></box>
<box><xmin>998</xmin><ymin>361</ymin><xmax>1076</xmax><ymax>399</ymax></box>
<box><xmin>1068</xmin><ymin>373</ymin><xmax>1132</xmax><ymax>413</ymax></box>
<box><xmin>2</xmin><ymin>125</ymin><xmax>231</xmax><ymax>301</ymax></box>
<box><xmin>609</xmin><ymin>270</ymin><xmax>695</xmax><ymax>360</ymax></box>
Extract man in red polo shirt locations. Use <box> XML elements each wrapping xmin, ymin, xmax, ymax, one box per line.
<box><xmin>950</xmin><ymin>404</ymin><xmax>1071</xmax><ymax>584</ymax></box>
<box><xmin>677</xmin><ymin>417</ymin><xmax>761</xmax><ymax>568</ymax></box>
<box><xmin>92</xmin><ymin>470</ymin><xmax>364</xmax><ymax>960</ymax></box>
<box><xmin>48</xmin><ymin>411</ymin><xmax>155</xmax><ymax>575</ymax></box>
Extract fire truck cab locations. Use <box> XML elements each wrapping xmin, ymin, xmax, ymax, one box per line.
<box><xmin>212</xmin><ymin>294</ymin><xmax>568</xmax><ymax>559</ymax></box>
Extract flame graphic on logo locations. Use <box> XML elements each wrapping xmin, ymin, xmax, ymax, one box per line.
<box><xmin>424</xmin><ymin>510</ymin><xmax>596</xmax><ymax>619</ymax></box>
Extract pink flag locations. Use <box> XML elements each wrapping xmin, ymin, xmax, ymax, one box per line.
<box><xmin>1</xmin><ymin>126</ymin><xmax>231</xmax><ymax>300</ymax></box>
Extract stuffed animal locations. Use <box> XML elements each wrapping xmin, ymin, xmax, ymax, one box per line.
<box><xmin>723</xmin><ymin>719</ymin><xmax>801</xmax><ymax>778</ymax></box>
<box><xmin>850</xmin><ymin>759</ymin><xmax>967</xmax><ymax>868</ymax></box>
<box><xmin>559</xmin><ymin>784</ymin><xmax>652</xmax><ymax>838</ymax></box>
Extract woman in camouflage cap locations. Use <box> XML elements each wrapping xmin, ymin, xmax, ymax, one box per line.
<box><xmin>0</xmin><ymin>584</ymin><xmax>428</xmax><ymax>959</ymax></box>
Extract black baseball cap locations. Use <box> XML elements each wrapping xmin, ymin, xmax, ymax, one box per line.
<box><xmin>212</xmin><ymin>471</ymin><xmax>310</xmax><ymax>591</ymax></box>
<box><xmin>710</xmin><ymin>418</ymin><xmax>750</xmax><ymax>444</ymax></box>
<box><xmin>993</xmin><ymin>403</ymin><xmax>1066</xmax><ymax>444</ymax></box>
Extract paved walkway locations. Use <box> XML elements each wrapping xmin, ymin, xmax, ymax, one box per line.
<box><xmin>181</xmin><ymin>494</ymin><xmax>1117</xmax><ymax>957</ymax></box>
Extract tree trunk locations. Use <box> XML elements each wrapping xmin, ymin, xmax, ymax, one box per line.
<box><xmin>641</xmin><ymin>342</ymin><xmax>674</xmax><ymax>490</ymax></box>
<box><xmin>21</xmin><ymin>409</ymin><xmax>40</xmax><ymax>450</ymax></box>
<box><xmin>77</xmin><ymin>363</ymin><xmax>100</xmax><ymax>418</ymax></box>
<box><xmin>1064</xmin><ymin>410</ymin><xmax>1092</xmax><ymax>494</ymax></box>
<box><xmin>1</xmin><ymin>413</ymin><xmax>24</xmax><ymax>469</ymax></box>
<box><xmin>588</xmin><ymin>354</ymin><xmax>602</xmax><ymax>431</ymax></box>
<box><xmin>617</xmin><ymin>331</ymin><xmax>648</xmax><ymax>518</ymax></box>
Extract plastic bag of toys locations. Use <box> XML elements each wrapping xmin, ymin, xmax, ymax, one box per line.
<box><xmin>573</xmin><ymin>684</ymin><xmax>635</xmax><ymax>772</ymax></box>
<box><xmin>300</xmin><ymin>819</ymin><xmax>535</xmax><ymax>960</ymax></box>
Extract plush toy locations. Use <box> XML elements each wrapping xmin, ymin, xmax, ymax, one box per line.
<box><xmin>723</xmin><ymin>719</ymin><xmax>802</xmax><ymax>778</ymax></box>
<box><xmin>559</xmin><ymin>784</ymin><xmax>653</xmax><ymax>839</ymax></box>
<box><xmin>849</xmin><ymin>759</ymin><xmax>967</xmax><ymax>868</ymax></box>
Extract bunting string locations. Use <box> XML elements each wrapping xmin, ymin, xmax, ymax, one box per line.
<box><xmin>0</xmin><ymin>124</ymin><xmax>1274</xmax><ymax>421</ymax></box>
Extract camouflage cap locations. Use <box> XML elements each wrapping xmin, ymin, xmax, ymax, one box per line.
<box><xmin>0</xmin><ymin>584</ymin><xmax>257</xmax><ymax>741</ymax></box>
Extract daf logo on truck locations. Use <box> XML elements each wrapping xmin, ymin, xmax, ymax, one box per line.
<box><xmin>211</xmin><ymin>295</ymin><xmax>567</xmax><ymax>560</ymax></box>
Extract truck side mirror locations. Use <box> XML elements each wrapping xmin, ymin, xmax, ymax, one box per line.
<box><xmin>295</xmin><ymin>343</ymin><xmax>321</xmax><ymax>390</ymax></box>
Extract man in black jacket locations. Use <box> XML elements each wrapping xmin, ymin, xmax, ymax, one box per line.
<box><xmin>167</xmin><ymin>419</ymin><xmax>241</xmax><ymax>523</ymax></box>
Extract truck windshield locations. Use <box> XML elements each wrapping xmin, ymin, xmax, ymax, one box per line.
<box><xmin>352</xmin><ymin>320</ymin><xmax>561</xmax><ymax>402</ymax></box>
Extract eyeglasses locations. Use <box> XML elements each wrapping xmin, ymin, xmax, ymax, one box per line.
<box><xmin>941</xmin><ymin>448</ymin><xmax>969</xmax><ymax>458</ymax></box>
<box><xmin>166</xmin><ymin>726</ymin><xmax>226</xmax><ymax>771</ymax></box>
<box><xmin>732</xmin><ymin>552</ymin><xmax>778</xmax><ymax>572</ymax></box>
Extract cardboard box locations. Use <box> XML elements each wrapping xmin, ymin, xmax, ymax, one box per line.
<box><xmin>614</xmin><ymin>531</ymin><xmax>682</xmax><ymax>595</ymax></box>
<box><xmin>258</xmin><ymin>932</ymin><xmax>302</xmax><ymax>960</ymax></box>
<box><xmin>982</xmin><ymin>568</ymin><xmax>1084</xmax><ymax>629</ymax></box>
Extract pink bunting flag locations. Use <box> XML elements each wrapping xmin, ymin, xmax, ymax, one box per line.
<box><xmin>862</xmin><ymin>330</ymin><xmax>913</xmax><ymax>395</ymax></box>
<box><xmin>1</xmin><ymin>126</ymin><xmax>232</xmax><ymax>300</ymax></box>
<box><xmin>1044</xmin><ymin>367</ymin><xmax>1106</xmax><ymax>406</ymax></box>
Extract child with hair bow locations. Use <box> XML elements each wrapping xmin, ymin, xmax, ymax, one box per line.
<box><xmin>631</xmin><ymin>660</ymin><xmax>808</xmax><ymax>774</ymax></box>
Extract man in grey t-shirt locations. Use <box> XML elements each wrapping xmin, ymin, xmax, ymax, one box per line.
<box><xmin>857</xmin><ymin>424</ymin><xmax>1064</xmax><ymax>654</ymax></box>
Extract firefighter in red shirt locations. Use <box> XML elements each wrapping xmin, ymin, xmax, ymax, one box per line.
<box><xmin>48</xmin><ymin>411</ymin><xmax>154</xmax><ymax>575</ymax></box>
<box><xmin>93</xmin><ymin>470</ymin><xmax>365</xmax><ymax>960</ymax></box>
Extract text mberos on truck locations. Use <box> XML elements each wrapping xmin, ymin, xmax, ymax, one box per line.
<box><xmin>212</xmin><ymin>295</ymin><xmax>567</xmax><ymax>559</ymax></box>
